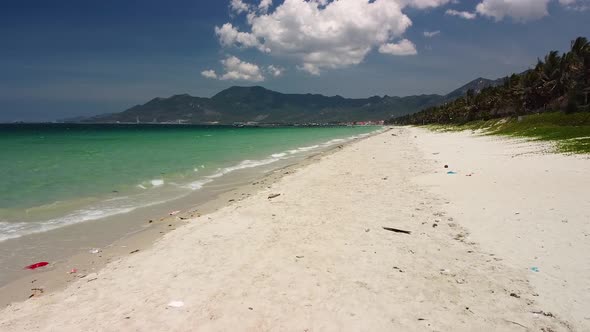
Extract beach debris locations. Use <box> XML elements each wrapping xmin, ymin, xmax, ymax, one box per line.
<box><xmin>248</xmin><ymin>307</ymin><xmax>253</xmax><ymax>310</ymax></box>
<box><xmin>28</xmin><ymin>288</ymin><xmax>44</xmax><ymax>298</ymax></box>
<box><xmin>504</xmin><ymin>319</ymin><xmax>528</xmax><ymax>329</ymax></box>
<box><xmin>148</xmin><ymin>220</ymin><xmax>153</xmax><ymax>223</ymax></box>
<box><xmin>532</xmin><ymin>310</ymin><xmax>554</xmax><ymax>318</ymax></box>
<box><xmin>365</xmin><ymin>228</ymin><xmax>370</xmax><ymax>232</ymax></box>
<box><xmin>444</xmin><ymin>165</ymin><xmax>449</xmax><ymax>168</ymax></box>
<box><xmin>129</xmin><ymin>249</ymin><xmax>140</xmax><ymax>254</ymax></box>
<box><xmin>68</xmin><ymin>268</ymin><xmax>78</xmax><ymax>274</ymax></box>
<box><xmin>510</xmin><ymin>292</ymin><xmax>521</xmax><ymax>298</ymax></box>
<box><xmin>169</xmin><ymin>210</ymin><xmax>181</xmax><ymax>216</ymax></box>
<box><xmin>382</xmin><ymin>227</ymin><xmax>411</xmax><ymax>235</ymax></box>
<box><xmin>465</xmin><ymin>172</ymin><xmax>474</xmax><ymax>177</ymax></box>
<box><xmin>447</xmin><ymin>171</ymin><xmax>457</xmax><ymax>175</ymax></box>
<box><xmin>89</xmin><ymin>248</ymin><xmax>101</xmax><ymax>254</ymax></box>
<box><xmin>167</xmin><ymin>301</ymin><xmax>185</xmax><ymax>308</ymax></box>
<box><xmin>296</xmin><ymin>255</ymin><xmax>304</xmax><ymax>259</ymax></box>
<box><xmin>432</xmin><ymin>223</ymin><xmax>438</xmax><ymax>228</ymax></box>
<box><xmin>24</xmin><ymin>262</ymin><xmax>49</xmax><ymax>270</ymax></box>
<box><xmin>440</xmin><ymin>269</ymin><xmax>451</xmax><ymax>275</ymax></box>
<box><xmin>455</xmin><ymin>278</ymin><xmax>466</xmax><ymax>284</ymax></box>
<box><xmin>531</xmin><ymin>267</ymin><xmax>540</xmax><ymax>272</ymax></box>
<box><xmin>268</xmin><ymin>193</ymin><xmax>281</xmax><ymax>199</ymax></box>
<box><xmin>393</xmin><ymin>266</ymin><xmax>404</xmax><ymax>273</ymax></box>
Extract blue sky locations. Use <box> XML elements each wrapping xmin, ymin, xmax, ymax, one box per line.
<box><xmin>1</xmin><ymin>0</ymin><xmax>589</xmax><ymax>122</ymax></box>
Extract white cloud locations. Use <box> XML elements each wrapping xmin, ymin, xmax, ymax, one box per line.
<box><xmin>423</xmin><ymin>30</ymin><xmax>441</xmax><ymax>38</ymax></box>
<box><xmin>558</xmin><ymin>0</ymin><xmax>590</xmax><ymax>11</ymax></box>
<box><xmin>215</xmin><ymin>23</ymin><xmax>268</xmax><ymax>51</ymax></box>
<box><xmin>259</xmin><ymin>0</ymin><xmax>273</xmax><ymax>12</ymax></box>
<box><xmin>230</xmin><ymin>0</ymin><xmax>250</xmax><ymax>14</ymax></box>
<box><xmin>267</xmin><ymin>65</ymin><xmax>284</xmax><ymax>77</ymax></box>
<box><xmin>445</xmin><ymin>9</ymin><xmax>477</xmax><ymax>19</ymax></box>
<box><xmin>203</xmin><ymin>56</ymin><xmax>265</xmax><ymax>82</ymax></box>
<box><xmin>475</xmin><ymin>0</ymin><xmax>551</xmax><ymax>22</ymax></box>
<box><xmin>398</xmin><ymin>0</ymin><xmax>453</xmax><ymax>9</ymax></box>
<box><xmin>220</xmin><ymin>56</ymin><xmax>265</xmax><ymax>81</ymax></box>
<box><xmin>378</xmin><ymin>39</ymin><xmax>418</xmax><ymax>56</ymax></box>
<box><xmin>214</xmin><ymin>0</ymin><xmax>452</xmax><ymax>74</ymax></box>
<box><xmin>201</xmin><ymin>70</ymin><xmax>218</xmax><ymax>79</ymax></box>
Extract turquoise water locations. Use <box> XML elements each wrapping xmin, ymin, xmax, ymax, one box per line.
<box><xmin>0</xmin><ymin>124</ymin><xmax>378</xmax><ymax>241</ymax></box>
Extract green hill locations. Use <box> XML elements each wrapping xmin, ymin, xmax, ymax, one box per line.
<box><xmin>82</xmin><ymin>79</ymin><xmax>502</xmax><ymax>125</ymax></box>
<box><xmin>390</xmin><ymin>37</ymin><xmax>589</xmax><ymax>126</ymax></box>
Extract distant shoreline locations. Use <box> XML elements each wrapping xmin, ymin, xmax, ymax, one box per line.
<box><xmin>0</xmin><ymin>122</ymin><xmax>376</xmax><ymax>127</ymax></box>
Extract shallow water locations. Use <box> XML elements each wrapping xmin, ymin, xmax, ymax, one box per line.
<box><xmin>0</xmin><ymin>124</ymin><xmax>378</xmax><ymax>241</ymax></box>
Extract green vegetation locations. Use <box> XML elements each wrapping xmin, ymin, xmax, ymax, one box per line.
<box><xmin>85</xmin><ymin>86</ymin><xmax>445</xmax><ymax>124</ymax></box>
<box><xmin>426</xmin><ymin>112</ymin><xmax>590</xmax><ymax>153</ymax></box>
<box><xmin>391</xmin><ymin>36</ymin><xmax>590</xmax><ymax>126</ymax></box>
<box><xmin>84</xmin><ymin>77</ymin><xmax>502</xmax><ymax>125</ymax></box>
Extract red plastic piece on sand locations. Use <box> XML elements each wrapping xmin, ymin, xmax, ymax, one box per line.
<box><xmin>24</xmin><ymin>262</ymin><xmax>49</xmax><ymax>270</ymax></box>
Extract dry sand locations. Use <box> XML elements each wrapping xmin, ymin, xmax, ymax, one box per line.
<box><xmin>0</xmin><ymin>127</ymin><xmax>587</xmax><ymax>331</ymax></box>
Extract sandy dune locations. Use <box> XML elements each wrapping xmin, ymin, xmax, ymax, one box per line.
<box><xmin>1</xmin><ymin>127</ymin><xmax>586</xmax><ymax>331</ymax></box>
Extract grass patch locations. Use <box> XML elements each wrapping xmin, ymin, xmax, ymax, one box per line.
<box><xmin>422</xmin><ymin>112</ymin><xmax>590</xmax><ymax>154</ymax></box>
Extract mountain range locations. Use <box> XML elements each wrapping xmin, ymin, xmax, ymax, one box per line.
<box><xmin>81</xmin><ymin>77</ymin><xmax>504</xmax><ymax>124</ymax></box>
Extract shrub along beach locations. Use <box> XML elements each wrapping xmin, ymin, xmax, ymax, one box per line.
<box><xmin>391</xmin><ymin>37</ymin><xmax>590</xmax><ymax>154</ymax></box>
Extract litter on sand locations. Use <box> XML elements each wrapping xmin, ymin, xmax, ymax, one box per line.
<box><xmin>447</xmin><ymin>171</ymin><xmax>457</xmax><ymax>175</ymax></box>
<box><xmin>89</xmin><ymin>248</ymin><xmax>101</xmax><ymax>254</ymax></box>
<box><xmin>531</xmin><ymin>267</ymin><xmax>540</xmax><ymax>272</ymax></box>
<box><xmin>68</xmin><ymin>268</ymin><xmax>78</xmax><ymax>274</ymax></box>
<box><xmin>382</xmin><ymin>227</ymin><xmax>412</xmax><ymax>235</ymax></box>
<box><xmin>268</xmin><ymin>193</ymin><xmax>281</xmax><ymax>199</ymax></box>
<box><xmin>169</xmin><ymin>210</ymin><xmax>181</xmax><ymax>216</ymax></box>
<box><xmin>167</xmin><ymin>301</ymin><xmax>185</xmax><ymax>308</ymax></box>
<box><xmin>24</xmin><ymin>262</ymin><xmax>49</xmax><ymax>270</ymax></box>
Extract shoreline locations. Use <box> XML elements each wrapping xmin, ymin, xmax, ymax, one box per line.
<box><xmin>1</xmin><ymin>127</ymin><xmax>587</xmax><ymax>331</ymax></box>
<box><xmin>0</xmin><ymin>128</ymin><xmax>386</xmax><ymax>307</ymax></box>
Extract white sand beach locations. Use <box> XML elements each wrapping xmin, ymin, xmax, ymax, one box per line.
<box><xmin>1</xmin><ymin>127</ymin><xmax>588</xmax><ymax>331</ymax></box>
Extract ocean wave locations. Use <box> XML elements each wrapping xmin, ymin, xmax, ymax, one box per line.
<box><xmin>184</xmin><ymin>178</ymin><xmax>213</xmax><ymax>190</ymax></box>
<box><xmin>0</xmin><ymin>204</ymin><xmax>136</xmax><ymax>243</ymax></box>
<box><xmin>205</xmin><ymin>157</ymin><xmax>282</xmax><ymax>180</ymax></box>
<box><xmin>151</xmin><ymin>179</ymin><xmax>164</xmax><ymax>187</ymax></box>
<box><xmin>0</xmin><ymin>197</ymin><xmax>178</xmax><ymax>242</ymax></box>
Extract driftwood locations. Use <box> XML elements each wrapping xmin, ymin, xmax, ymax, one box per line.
<box><xmin>382</xmin><ymin>227</ymin><xmax>411</xmax><ymax>235</ymax></box>
<box><xmin>268</xmin><ymin>193</ymin><xmax>281</xmax><ymax>199</ymax></box>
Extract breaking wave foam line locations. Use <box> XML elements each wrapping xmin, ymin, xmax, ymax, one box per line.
<box><xmin>0</xmin><ymin>197</ymin><xmax>171</xmax><ymax>243</ymax></box>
